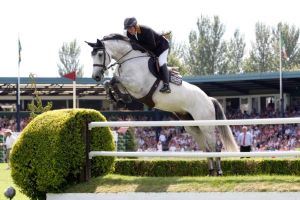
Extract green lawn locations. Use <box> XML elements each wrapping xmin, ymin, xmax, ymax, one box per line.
<box><xmin>65</xmin><ymin>174</ymin><xmax>300</xmax><ymax>193</ymax></box>
<box><xmin>0</xmin><ymin>163</ymin><xmax>30</xmax><ymax>200</ymax></box>
<box><xmin>2</xmin><ymin>163</ymin><xmax>300</xmax><ymax>200</ymax></box>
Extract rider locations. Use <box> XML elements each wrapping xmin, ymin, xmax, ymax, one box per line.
<box><xmin>124</xmin><ymin>17</ymin><xmax>171</xmax><ymax>93</ymax></box>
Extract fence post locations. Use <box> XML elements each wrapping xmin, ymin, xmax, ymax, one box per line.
<box><xmin>80</xmin><ymin>121</ymin><xmax>91</xmax><ymax>181</ymax></box>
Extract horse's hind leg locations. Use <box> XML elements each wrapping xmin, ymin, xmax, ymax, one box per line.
<box><xmin>174</xmin><ymin>112</ymin><xmax>219</xmax><ymax>176</ymax></box>
<box><xmin>184</xmin><ymin>126</ymin><xmax>216</xmax><ymax>175</ymax></box>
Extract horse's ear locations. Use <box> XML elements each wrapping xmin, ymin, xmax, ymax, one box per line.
<box><xmin>96</xmin><ymin>39</ymin><xmax>102</xmax><ymax>45</ymax></box>
<box><xmin>85</xmin><ymin>41</ymin><xmax>96</xmax><ymax>47</ymax></box>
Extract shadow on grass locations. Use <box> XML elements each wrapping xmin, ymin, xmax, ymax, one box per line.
<box><xmin>64</xmin><ymin>174</ymin><xmax>300</xmax><ymax>193</ymax></box>
<box><xmin>65</xmin><ymin>175</ymin><xmax>179</xmax><ymax>192</ymax></box>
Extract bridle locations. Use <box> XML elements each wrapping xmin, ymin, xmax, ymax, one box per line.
<box><xmin>92</xmin><ymin>41</ymin><xmax>111</xmax><ymax>74</ymax></box>
<box><xmin>92</xmin><ymin>39</ymin><xmax>150</xmax><ymax>74</ymax></box>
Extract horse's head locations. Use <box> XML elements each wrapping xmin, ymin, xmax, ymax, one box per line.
<box><xmin>85</xmin><ymin>39</ymin><xmax>111</xmax><ymax>82</ymax></box>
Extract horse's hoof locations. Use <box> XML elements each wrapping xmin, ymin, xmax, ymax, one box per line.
<box><xmin>217</xmin><ymin>170</ymin><xmax>223</xmax><ymax>176</ymax></box>
<box><xmin>209</xmin><ymin>169</ymin><xmax>215</xmax><ymax>176</ymax></box>
<box><xmin>116</xmin><ymin>100</ymin><xmax>126</xmax><ymax>108</ymax></box>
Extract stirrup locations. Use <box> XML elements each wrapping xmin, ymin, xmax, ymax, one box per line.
<box><xmin>159</xmin><ymin>84</ymin><xmax>171</xmax><ymax>93</ymax></box>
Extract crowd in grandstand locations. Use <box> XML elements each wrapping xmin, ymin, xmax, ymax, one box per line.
<box><xmin>106</xmin><ymin>108</ymin><xmax>300</xmax><ymax>152</ymax></box>
<box><xmin>1</xmin><ymin>108</ymin><xmax>300</xmax><ymax>152</ymax></box>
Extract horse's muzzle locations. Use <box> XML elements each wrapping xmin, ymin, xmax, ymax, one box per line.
<box><xmin>92</xmin><ymin>74</ymin><xmax>104</xmax><ymax>82</ymax></box>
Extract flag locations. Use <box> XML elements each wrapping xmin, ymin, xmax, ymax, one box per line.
<box><xmin>63</xmin><ymin>71</ymin><xmax>76</xmax><ymax>81</ymax></box>
<box><xmin>281</xmin><ymin>36</ymin><xmax>289</xmax><ymax>60</ymax></box>
<box><xmin>18</xmin><ymin>37</ymin><xmax>22</xmax><ymax>64</ymax></box>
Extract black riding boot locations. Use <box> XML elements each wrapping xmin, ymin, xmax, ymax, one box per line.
<box><xmin>159</xmin><ymin>64</ymin><xmax>171</xmax><ymax>93</ymax></box>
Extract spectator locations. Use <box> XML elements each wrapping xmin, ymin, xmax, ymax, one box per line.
<box><xmin>237</xmin><ymin>126</ymin><xmax>253</xmax><ymax>153</ymax></box>
<box><xmin>1</xmin><ymin>129</ymin><xmax>17</xmax><ymax>169</ymax></box>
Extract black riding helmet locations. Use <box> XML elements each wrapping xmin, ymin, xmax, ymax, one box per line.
<box><xmin>124</xmin><ymin>17</ymin><xmax>137</xmax><ymax>29</ymax></box>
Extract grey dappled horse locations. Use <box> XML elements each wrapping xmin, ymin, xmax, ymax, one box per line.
<box><xmin>86</xmin><ymin>34</ymin><xmax>238</xmax><ymax>175</ymax></box>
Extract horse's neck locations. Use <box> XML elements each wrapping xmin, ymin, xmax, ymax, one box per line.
<box><xmin>104</xmin><ymin>40</ymin><xmax>156</xmax><ymax>98</ymax></box>
<box><xmin>104</xmin><ymin>40</ymin><xmax>134</xmax><ymax>61</ymax></box>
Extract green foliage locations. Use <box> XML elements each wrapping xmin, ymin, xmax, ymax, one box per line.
<box><xmin>185</xmin><ymin>15</ymin><xmax>227</xmax><ymax>75</ymax></box>
<box><xmin>114</xmin><ymin>159</ymin><xmax>300</xmax><ymax>176</ymax></box>
<box><xmin>117</xmin><ymin>127</ymin><xmax>137</xmax><ymax>152</ymax></box>
<box><xmin>182</xmin><ymin>16</ymin><xmax>300</xmax><ymax>74</ymax></box>
<box><xmin>10</xmin><ymin>109</ymin><xmax>115</xmax><ymax>200</ymax></box>
<box><xmin>167</xmin><ymin>35</ymin><xmax>188</xmax><ymax>75</ymax></box>
<box><xmin>272</xmin><ymin>23</ymin><xmax>300</xmax><ymax>70</ymax></box>
<box><xmin>117</xmin><ymin>134</ymin><xmax>126</xmax><ymax>151</ymax></box>
<box><xmin>168</xmin><ymin>54</ymin><xmax>188</xmax><ymax>75</ymax></box>
<box><xmin>224</xmin><ymin>29</ymin><xmax>246</xmax><ymax>74</ymax></box>
<box><xmin>125</xmin><ymin>127</ymin><xmax>137</xmax><ymax>152</ymax></box>
<box><xmin>58</xmin><ymin>39</ymin><xmax>84</xmax><ymax>77</ymax></box>
<box><xmin>246</xmin><ymin>22</ymin><xmax>276</xmax><ymax>72</ymax></box>
<box><xmin>27</xmin><ymin>73</ymin><xmax>52</xmax><ymax>121</ymax></box>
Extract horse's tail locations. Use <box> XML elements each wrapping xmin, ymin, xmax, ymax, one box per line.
<box><xmin>211</xmin><ymin>97</ymin><xmax>239</xmax><ymax>152</ymax></box>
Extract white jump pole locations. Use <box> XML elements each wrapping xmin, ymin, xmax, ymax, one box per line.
<box><xmin>89</xmin><ymin>117</ymin><xmax>300</xmax><ymax>129</ymax></box>
<box><xmin>88</xmin><ymin>118</ymin><xmax>300</xmax><ymax>159</ymax></box>
<box><xmin>89</xmin><ymin>151</ymin><xmax>300</xmax><ymax>159</ymax></box>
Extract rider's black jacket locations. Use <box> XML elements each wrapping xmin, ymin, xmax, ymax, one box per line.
<box><xmin>126</xmin><ymin>25</ymin><xmax>169</xmax><ymax>57</ymax></box>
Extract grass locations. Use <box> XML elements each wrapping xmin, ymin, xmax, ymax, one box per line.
<box><xmin>1</xmin><ymin>163</ymin><xmax>300</xmax><ymax>200</ymax></box>
<box><xmin>0</xmin><ymin>163</ymin><xmax>30</xmax><ymax>200</ymax></box>
<box><xmin>65</xmin><ymin>174</ymin><xmax>300</xmax><ymax>193</ymax></box>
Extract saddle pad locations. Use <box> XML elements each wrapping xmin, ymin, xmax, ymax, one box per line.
<box><xmin>169</xmin><ymin>71</ymin><xmax>182</xmax><ymax>85</ymax></box>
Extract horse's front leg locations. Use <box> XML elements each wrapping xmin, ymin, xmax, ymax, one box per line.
<box><xmin>110</xmin><ymin>76</ymin><xmax>120</xmax><ymax>85</ymax></box>
<box><xmin>207</xmin><ymin>158</ymin><xmax>215</xmax><ymax>176</ymax></box>
<box><xmin>103</xmin><ymin>77</ymin><xmax>120</xmax><ymax>102</ymax></box>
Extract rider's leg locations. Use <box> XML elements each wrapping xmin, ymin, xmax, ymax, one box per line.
<box><xmin>158</xmin><ymin>49</ymin><xmax>171</xmax><ymax>93</ymax></box>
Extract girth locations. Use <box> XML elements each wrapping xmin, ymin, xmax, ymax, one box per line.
<box><xmin>135</xmin><ymin>78</ymin><xmax>160</xmax><ymax>108</ymax></box>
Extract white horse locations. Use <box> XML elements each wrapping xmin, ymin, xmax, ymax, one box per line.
<box><xmin>86</xmin><ymin>34</ymin><xmax>238</xmax><ymax>175</ymax></box>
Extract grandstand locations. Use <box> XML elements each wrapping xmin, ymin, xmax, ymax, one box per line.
<box><xmin>1</xmin><ymin>71</ymin><xmax>300</xmax><ymax>161</ymax></box>
<box><xmin>1</xmin><ymin>71</ymin><xmax>300</xmax><ymax>113</ymax></box>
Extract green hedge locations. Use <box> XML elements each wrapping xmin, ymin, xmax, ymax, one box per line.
<box><xmin>114</xmin><ymin>159</ymin><xmax>300</xmax><ymax>176</ymax></box>
<box><xmin>10</xmin><ymin>109</ymin><xmax>115</xmax><ymax>200</ymax></box>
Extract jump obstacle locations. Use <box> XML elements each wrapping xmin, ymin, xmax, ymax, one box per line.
<box><xmin>82</xmin><ymin>117</ymin><xmax>300</xmax><ymax>181</ymax></box>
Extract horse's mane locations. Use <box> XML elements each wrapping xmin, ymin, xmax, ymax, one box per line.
<box><xmin>102</xmin><ymin>33</ymin><xmax>148</xmax><ymax>54</ymax></box>
<box><xmin>102</xmin><ymin>33</ymin><xmax>129</xmax><ymax>42</ymax></box>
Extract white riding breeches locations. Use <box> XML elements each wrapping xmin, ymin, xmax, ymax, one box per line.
<box><xmin>158</xmin><ymin>49</ymin><xmax>169</xmax><ymax>67</ymax></box>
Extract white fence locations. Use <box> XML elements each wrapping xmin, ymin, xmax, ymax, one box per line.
<box><xmin>88</xmin><ymin>117</ymin><xmax>300</xmax><ymax>129</ymax></box>
<box><xmin>88</xmin><ymin>117</ymin><xmax>300</xmax><ymax>159</ymax></box>
<box><xmin>89</xmin><ymin>150</ymin><xmax>300</xmax><ymax>159</ymax></box>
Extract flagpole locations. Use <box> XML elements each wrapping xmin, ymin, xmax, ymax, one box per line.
<box><xmin>16</xmin><ymin>36</ymin><xmax>21</xmax><ymax>132</ymax></box>
<box><xmin>63</xmin><ymin>71</ymin><xmax>76</xmax><ymax>108</ymax></box>
<box><xmin>279</xmin><ymin>30</ymin><xmax>283</xmax><ymax>117</ymax></box>
<box><xmin>73</xmin><ymin>80</ymin><xmax>76</xmax><ymax>108</ymax></box>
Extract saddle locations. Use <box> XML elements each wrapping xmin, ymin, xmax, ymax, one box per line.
<box><xmin>148</xmin><ymin>57</ymin><xmax>182</xmax><ymax>86</ymax></box>
<box><xmin>128</xmin><ymin>38</ymin><xmax>183</xmax><ymax>85</ymax></box>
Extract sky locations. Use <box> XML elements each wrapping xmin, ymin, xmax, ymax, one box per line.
<box><xmin>0</xmin><ymin>0</ymin><xmax>299</xmax><ymax>78</ymax></box>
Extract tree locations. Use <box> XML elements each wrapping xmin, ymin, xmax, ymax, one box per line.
<box><xmin>57</xmin><ymin>39</ymin><xmax>84</xmax><ymax>77</ymax></box>
<box><xmin>244</xmin><ymin>22</ymin><xmax>276</xmax><ymax>72</ymax></box>
<box><xmin>27</xmin><ymin>73</ymin><xmax>52</xmax><ymax>120</ymax></box>
<box><xmin>185</xmin><ymin>15</ymin><xmax>227</xmax><ymax>75</ymax></box>
<box><xmin>224</xmin><ymin>29</ymin><xmax>246</xmax><ymax>74</ymax></box>
<box><xmin>167</xmin><ymin>33</ymin><xmax>188</xmax><ymax>75</ymax></box>
<box><xmin>272</xmin><ymin>23</ymin><xmax>300</xmax><ymax>71</ymax></box>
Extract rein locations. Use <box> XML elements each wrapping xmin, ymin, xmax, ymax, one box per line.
<box><xmin>91</xmin><ymin>35</ymin><xmax>160</xmax><ymax>108</ymax></box>
<box><xmin>105</xmin><ymin>48</ymin><xmax>151</xmax><ymax>70</ymax></box>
